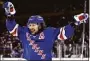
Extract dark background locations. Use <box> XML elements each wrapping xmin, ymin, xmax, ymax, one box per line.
<box><xmin>0</xmin><ymin>0</ymin><xmax>89</xmax><ymax>33</ymax></box>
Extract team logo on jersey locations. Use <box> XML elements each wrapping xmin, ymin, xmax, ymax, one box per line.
<box><xmin>26</xmin><ymin>32</ymin><xmax>46</xmax><ymax>59</ymax></box>
<box><xmin>39</xmin><ymin>32</ymin><xmax>45</xmax><ymax>39</ymax></box>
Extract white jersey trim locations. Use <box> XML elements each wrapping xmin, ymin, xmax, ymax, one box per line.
<box><xmin>58</xmin><ymin>27</ymin><xmax>67</xmax><ymax>41</ymax></box>
<box><xmin>9</xmin><ymin>24</ymin><xmax>19</xmax><ymax>36</ymax></box>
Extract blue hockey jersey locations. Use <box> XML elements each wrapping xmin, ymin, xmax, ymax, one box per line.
<box><xmin>6</xmin><ymin>19</ymin><xmax>74</xmax><ymax>60</ymax></box>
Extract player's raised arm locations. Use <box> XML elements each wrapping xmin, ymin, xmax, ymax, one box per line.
<box><xmin>3</xmin><ymin>1</ymin><xmax>19</xmax><ymax>36</ymax></box>
<box><xmin>57</xmin><ymin>13</ymin><xmax>88</xmax><ymax>41</ymax></box>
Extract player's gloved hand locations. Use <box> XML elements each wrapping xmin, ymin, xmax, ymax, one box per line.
<box><xmin>74</xmin><ymin>13</ymin><xmax>88</xmax><ymax>25</ymax></box>
<box><xmin>3</xmin><ymin>1</ymin><xmax>16</xmax><ymax>17</ymax></box>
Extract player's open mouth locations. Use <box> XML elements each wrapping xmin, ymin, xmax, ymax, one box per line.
<box><xmin>30</xmin><ymin>29</ymin><xmax>35</xmax><ymax>33</ymax></box>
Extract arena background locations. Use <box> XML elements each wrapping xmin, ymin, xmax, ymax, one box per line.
<box><xmin>0</xmin><ymin>0</ymin><xmax>89</xmax><ymax>61</ymax></box>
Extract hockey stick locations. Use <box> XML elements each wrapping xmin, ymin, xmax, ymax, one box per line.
<box><xmin>81</xmin><ymin>0</ymin><xmax>87</xmax><ymax>58</ymax></box>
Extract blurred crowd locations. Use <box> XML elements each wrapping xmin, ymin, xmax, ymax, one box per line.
<box><xmin>0</xmin><ymin>31</ymin><xmax>23</xmax><ymax>58</ymax></box>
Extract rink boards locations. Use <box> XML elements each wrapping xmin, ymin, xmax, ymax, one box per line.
<box><xmin>0</xmin><ymin>58</ymin><xmax>89</xmax><ymax>61</ymax></box>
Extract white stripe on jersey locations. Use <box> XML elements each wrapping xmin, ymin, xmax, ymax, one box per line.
<box><xmin>9</xmin><ymin>24</ymin><xmax>19</xmax><ymax>36</ymax></box>
<box><xmin>57</xmin><ymin>27</ymin><xmax>67</xmax><ymax>41</ymax></box>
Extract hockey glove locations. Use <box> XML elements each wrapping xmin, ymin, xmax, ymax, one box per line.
<box><xmin>3</xmin><ymin>1</ymin><xmax>16</xmax><ymax>17</ymax></box>
<box><xmin>74</xmin><ymin>13</ymin><xmax>88</xmax><ymax>25</ymax></box>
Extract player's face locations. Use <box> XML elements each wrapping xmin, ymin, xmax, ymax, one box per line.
<box><xmin>28</xmin><ymin>23</ymin><xmax>40</xmax><ymax>34</ymax></box>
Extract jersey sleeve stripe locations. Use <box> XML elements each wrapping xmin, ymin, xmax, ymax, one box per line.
<box><xmin>9</xmin><ymin>24</ymin><xmax>19</xmax><ymax>36</ymax></box>
<box><xmin>57</xmin><ymin>27</ymin><xmax>67</xmax><ymax>41</ymax></box>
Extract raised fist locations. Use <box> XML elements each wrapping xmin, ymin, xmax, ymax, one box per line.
<box><xmin>74</xmin><ymin>13</ymin><xmax>88</xmax><ymax>25</ymax></box>
<box><xmin>3</xmin><ymin>1</ymin><xmax>16</xmax><ymax>16</ymax></box>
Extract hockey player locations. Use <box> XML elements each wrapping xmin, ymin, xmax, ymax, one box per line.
<box><xmin>3</xmin><ymin>1</ymin><xmax>88</xmax><ymax>61</ymax></box>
